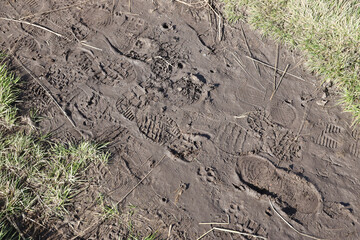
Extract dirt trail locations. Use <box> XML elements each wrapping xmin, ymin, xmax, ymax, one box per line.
<box><xmin>1</xmin><ymin>0</ymin><xmax>359</xmax><ymax>239</ymax></box>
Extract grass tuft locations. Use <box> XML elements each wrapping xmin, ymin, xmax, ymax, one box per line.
<box><xmin>0</xmin><ymin>131</ymin><xmax>109</xmax><ymax>238</ymax></box>
<box><xmin>222</xmin><ymin>0</ymin><xmax>360</xmax><ymax>125</ymax></box>
<box><xmin>0</xmin><ymin>63</ymin><xmax>20</xmax><ymax>128</ymax></box>
<box><xmin>0</xmin><ymin>59</ymin><xmax>109</xmax><ymax>238</ymax></box>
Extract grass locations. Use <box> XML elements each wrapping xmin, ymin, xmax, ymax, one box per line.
<box><xmin>0</xmin><ymin>57</ymin><xmax>159</xmax><ymax>239</ymax></box>
<box><xmin>221</xmin><ymin>0</ymin><xmax>360</xmax><ymax>125</ymax></box>
<box><xmin>96</xmin><ymin>197</ymin><xmax>159</xmax><ymax>240</ymax></box>
<box><xmin>0</xmin><ymin>58</ymin><xmax>109</xmax><ymax>238</ymax></box>
<box><xmin>127</xmin><ymin>216</ymin><xmax>158</xmax><ymax>240</ymax></box>
<box><xmin>0</xmin><ymin>63</ymin><xmax>20</xmax><ymax>128</ymax></box>
<box><xmin>97</xmin><ymin>193</ymin><xmax>121</xmax><ymax>220</ymax></box>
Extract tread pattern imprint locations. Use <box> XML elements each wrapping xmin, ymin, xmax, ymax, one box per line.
<box><xmin>236</xmin><ymin>155</ymin><xmax>321</xmax><ymax>215</ymax></box>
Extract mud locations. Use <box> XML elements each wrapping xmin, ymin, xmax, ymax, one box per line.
<box><xmin>1</xmin><ymin>0</ymin><xmax>359</xmax><ymax>239</ymax></box>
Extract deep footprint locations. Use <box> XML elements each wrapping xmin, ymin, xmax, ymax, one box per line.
<box><xmin>236</xmin><ymin>155</ymin><xmax>321</xmax><ymax>214</ymax></box>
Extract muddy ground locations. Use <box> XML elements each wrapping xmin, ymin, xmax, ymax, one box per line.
<box><xmin>1</xmin><ymin>0</ymin><xmax>360</xmax><ymax>239</ymax></box>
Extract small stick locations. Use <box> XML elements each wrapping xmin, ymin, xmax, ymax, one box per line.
<box><xmin>174</xmin><ymin>0</ymin><xmax>207</xmax><ymax>8</ymax></box>
<box><xmin>79</xmin><ymin>41</ymin><xmax>103</xmax><ymax>51</ymax></box>
<box><xmin>167</xmin><ymin>224</ymin><xmax>173</xmax><ymax>239</ymax></box>
<box><xmin>197</xmin><ymin>227</ymin><xmax>267</xmax><ymax>240</ymax></box>
<box><xmin>269</xmin><ymin>200</ymin><xmax>326</xmax><ymax>240</ymax></box>
<box><xmin>70</xmin><ymin>29</ymin><xmax>102</xmax><ymax>51</ymax></box>
<box><xmin>196</xmin><ymin>228</ymin><xmax>215</xmax><ymax>240</ymax></box>
<box><xmin>214</xmin><ymin>227</ymin><xmax>267</xmax><ymax>239</ymax></box>
<box><xmin>241</xmin><ymin>25</ymin><xmax>261</xmax><ymax>76</ymax></box>
<box><xmin>117</xmin><ymin>155</ymin><xmax>166</xmax><ymax>205</ymax></box>
<box><xmin>22</xmin><ymin>214</ymin><xmax>46</xmax><ymax>228</ymax></box>
<box><xmin>206</xmin><ymin>1</ymin><xmax>223</xmax><ymax>41</ymax></box>
<box><xmin>218</xmin><ymin>15</ymin><xmax>222</xmax><ymax>42</ymax></box>
<box><xmin>296</xmin><ymin>98</ymin><xmax>313</xmax><ymax>139</ymax></box>
<box><xmin>153</xmin><ymin>56</ymin><xmax>174</xmax><ymax>68</ymax></box>
<box><xmin>273</xmin><ymin>44</ymin><xmax>280</xmax><ymax>90</ymax></box>
<box><xmin>5</xmin><ymin>16</ymin><xmax>102</xmax><ymax>52</ymax></box>
<box><xmin>244</xmin><ymin>55</ymin><xmax>310</xmax><ymax>84</ymax></box>
<box><xmin>270</xmin><ymin>64</ymin><xmax>290</xmax><ymax>100</ymax></box>
<box><xmin>19</xmin><ymin>0</ymin><xmax>92</xmax><ymax>20</ymax></box>
<box><xmin>207</xmin><ymin>1</ymin><xmax>221</xmax><ymax>19</ymax></box>
<box><xmin>15</xmin><ymin>58</ymin><xmax>77</xmax><ymax>129</ymax></box>
<box><xmin>233</xmin><ymin>115</ymin><xmax>247</xmax><ymax>119</ymax></box>
<box><xmin>0</xmin><ymin>17</ymin><xmax>66</xmax><ymax>39</ymax></box>
<box><xmin>230</xmin><ymin>52</ymin><xmax>266</xmax><ymax>90</ymax></box>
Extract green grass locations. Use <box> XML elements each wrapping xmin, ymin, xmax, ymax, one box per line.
<box><xmin>0</xmin><ymin>63</ymin><xmax>20</xmax><ymax>127</ymax></box>
<box><xmin>0</xmin><ymin>57</ymin><xmax>159</xmax><ymax>239</ymax></box>
<box><xmin>97</xmin><ymin>193</ymin><xmax>121</xmax><ymax>220</ymax></box>
<box><xmin>221</xmin><ymin>0</ymin><xmax>360</xmax><ymax>124</ymax></box>
<box><xmin>0</xmin><ymin>59</ymin><xmax>109</xmax><ymax>239</ymax></box>
<box><xmin>0</xmin><ymin>133</ymin><xmax>109</xmax><ymax>239</ymax></box>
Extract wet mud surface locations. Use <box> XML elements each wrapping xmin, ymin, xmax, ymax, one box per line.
<box><xmin>0</xmin><ymin>0</ymin><xmax>359</xmax><ymax>239</ymax></box>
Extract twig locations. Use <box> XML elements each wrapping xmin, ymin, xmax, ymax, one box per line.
<box><xmin>0</xmin><ymin>17</ymin><xmax>67</xmax><ymax>39</ymax></box>
<box><xmin>217</xmin><ymin>14</ymin><xmax>222</xmax><ymax>42</ymax></box>
<box><xmin>196</xmin><ymin>228</ymin><xmax>214</xmax><ymax>240</ymax></box>
<box><xmin>244</xmin><ymin>55</ymin><xmax>311</xmax><ymax>84</ymax></box>
<box><xmin>241</xmin><ymin>25</ymin><xmax>260</xmax><ymax>76</ymax></box>
<box><xmin>117</xmin><ymin>155</ymin><xmax>166</xmax><ymax>205</ymax></box>
<box><xmin>15</xmin><ymin>58</ymin><xmax>77</xmax><ymax>129</ymax></box>
<box><xmin>167</xmin><ymin>224</ymin><xmax>173</xmax><ymax>239</ymax></box>
<box><xmin>22</xmin><ymin>214</ymin><xmax>46</xmax><ymax>228</ymax></box>
<box><xmin>5</xmin><ymin>16</ymin><xmax>102</xmax><ymax>53</ymax></box>
<box><xmin>233</xmin><ymin>115</ymin><xmax>247</xmax><ymax>119</ymax></box>
<box><xmin>153</xmin><ymin>56</ymin><xmax>174</xmax><ymax>68</ymax></box>
<box><xmin>196</xmin><ymin>227</ymin><xmax>268</xmax><ymax>240</ymax></box>
<box><xmin>269</xmin><ymin>200</ymin><xmax>326</xmax><ymax>240</ymax></box>
<box><xmin>19</xmin><ymin>0</ymin><xmax>92</xmax><ymax>20</ymax></box>
<box><xmin>79</xmin><ymin>41</ymin><xmax>103</xmax><ymax>51</ymax></box>
<box><xmin>214</xmin><ymin>227</ymin><xmax>267</xmax><ymax>239</ymax></box>
<box><xmin>230</xmin><ymin>51</ymin><xmax>266</xmax><ymax>90</ymax></box>
<box><xmin>234</xmin><ymin>111</ymin><xmax>257</xmax><ymax>119</ymax></box>
<box><xmin>270</xmin><ymin>64</ymin><xmax>290</xmax><ymax>100</ymax></box>
<box><xmin>173</xmin><ymin>0</ymin><xmax>207</xmax><ymax>8</ymax></box>
<box><xmin>273</xmin><ymin>44</ymin><xmax>280</xmax><ymax>90</ymax></box>
<box><xmin>70</xmin><ymin>28</ymin><xmax>102</xmax><ymax>51</ymax></box>
<box><xmin>206</xmin><ymin>1</ymin><xmax>223</xmax><ymax>42</ymax></box>
<box><xmin>296</xmin><ymin>98</ymin><xmax>313</xmax><ymax>139</ymax></box>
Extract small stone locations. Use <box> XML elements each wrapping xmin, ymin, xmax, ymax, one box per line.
<box><xmin>316</xmin><ymin>99</ymin><xmax>328</xmax><ymax>106</ymax></box>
